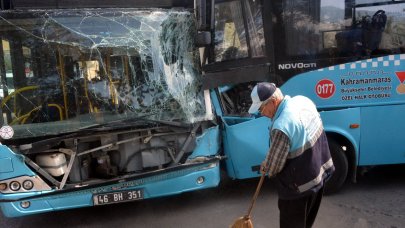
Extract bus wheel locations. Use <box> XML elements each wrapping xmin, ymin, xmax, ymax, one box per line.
<box><xmin>324</xmin><ymin>138</ymin><xmax>348</xmax><ymax>194</ymax></box>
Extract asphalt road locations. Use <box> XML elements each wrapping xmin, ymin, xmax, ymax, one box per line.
<box><xmin>1</xmin><ymin>165</ymin><xmax>405</xmax><ymax>228</ymax></box>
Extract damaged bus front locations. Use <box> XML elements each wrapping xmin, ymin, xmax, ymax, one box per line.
<box><xmin>0</xmin><ymin>8</ymin><xmax>220</xmax><ymax>217</ymax></box>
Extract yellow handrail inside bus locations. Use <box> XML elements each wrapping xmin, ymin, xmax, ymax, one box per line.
<box><xmin>82</xmin><ymin>60</ymin><xmax>95</xmax><ymax>113</ymax></box>
<box><xmin>57</xmin><ymin>51</ymin><xmax>69</xmax><ymax>119</ymax></box>
<box><xmin>48</xmin><ymin>103</ymin><xmax>64</xmax><ymax>121</ymax></box>
<box><xmin>10</xmin><ymin>103</ymin><xmax>64</xmax><ymax>125</ymax></box>
<box><xmin>0</xmin><ymin>85</ymin><xmax>39</xmax><ymax>108</ymax></box>
<box><xmin>10</xmin><ymin>106</ymin><xmax>41</xmax><ymax>125</ymax></box>
<box><xmin>104</xmin><ymin>52</ymin><xmax>118</xmax><ymax>105</ymax></box>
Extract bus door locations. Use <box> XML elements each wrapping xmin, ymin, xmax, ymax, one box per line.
<box><xmin>359</xmin><ymin>104</ymin><xmax>405</xmax><ymax>166</ymax></box>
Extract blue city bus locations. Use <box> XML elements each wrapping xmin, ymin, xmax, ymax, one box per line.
<box><xmin>0</xmin><ymin>0</ymin><xmax>404</xmax><ymax>217</ymax></box>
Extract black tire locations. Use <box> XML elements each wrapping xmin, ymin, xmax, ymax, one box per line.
<box><xmin>324</xmin><ymin>138</ymin><xmax>348</xmax><ymax>194</ymax></box>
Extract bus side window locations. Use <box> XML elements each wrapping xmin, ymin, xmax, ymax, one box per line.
<box><xmin>214</xmin><ymin>0</ymin><xmax>265</xmax><ymax>62</ymax></box>
<box><xmin>354</xmin><ymin>3</ymin><xmax>405</xmax><ymax>56</ymax></box>
<box><xmin>336</xmin><ymin>2</ymin><xmax>405</xmax><ymax>57</ymax></box>
<box><xmin>276</xmin><ymin>0</ymin><xmax>405</xmax><ymax>65</ymax></box>
<box><xmin>335</xmin><ymin>10</ymin><xmax>388</xmax><ymax>57</ymax></box>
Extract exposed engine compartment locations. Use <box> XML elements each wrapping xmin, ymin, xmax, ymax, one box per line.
<box><xmin>218</xmin><ymin>82</ymin><xmax>255</xmax><ymax>116</ymax></box>
<box><xmin>14</xmin><ymin>122</ymin><xmax>204</xmax><ymax>190</ymax></box>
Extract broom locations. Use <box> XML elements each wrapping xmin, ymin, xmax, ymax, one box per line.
<box><xmin>230</xmin><ymin>173</ymin><xmax>266</xmax><ymax>228</ymax></box>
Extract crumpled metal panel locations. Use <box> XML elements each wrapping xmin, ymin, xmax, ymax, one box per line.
<box><xmin>0</xmin><ymin>9</ymin><xmax>211</xmax><ymax>139</ymax></box>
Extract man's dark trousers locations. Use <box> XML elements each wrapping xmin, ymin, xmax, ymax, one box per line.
<box><xmin>278</xmin><ymin>187</ymin><xmax>324</xmax><ymax>228</ymax></box>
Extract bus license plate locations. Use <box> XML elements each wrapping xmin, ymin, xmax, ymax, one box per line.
<box><xmin>93</xmin><ymin>189</ymin><xmax>144</xmax><ymax>205</ymax></box>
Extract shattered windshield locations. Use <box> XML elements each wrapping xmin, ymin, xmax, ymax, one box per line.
<box><xmin>0</xmin><ymin>9</ymin><xmax>211</xmax><ymax>139</ymax></box>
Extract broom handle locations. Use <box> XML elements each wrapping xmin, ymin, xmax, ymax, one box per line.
<box><xmin>246</xmin><ymin>173</ymin><xmax>266</xmax><ymax>217</ymax></box>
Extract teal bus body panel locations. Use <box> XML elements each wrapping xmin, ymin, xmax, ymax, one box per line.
<box><xmin>280</xmin><ymin>55</ymin><xmax>405</xmax><ymax>110</ymax></box>
<box><xmin>359</xmin><ymin>104</ymin><xmax>405</xmax><ymax>165</ymax></box>
<box><xmin>210</xmin><ymin>90</ymin><xmax>223</xmax><ymax>117</ymax></box>
<box><xmin>189</xmin><ymin>126</ymin><xmax>220</xmax><ymax>158</ymax></box>
<box><xmin>278</xmin><ymin>54</ymin><xmax>405</xmax><ymax>167</ymax></box>
<box><xmin>222</xmin><ymin>116</ymin><xmax>270</xmax><ymax>179</ymax></box>
<box><xmin>0</xmin><ymin>163</ymin><xmax>220</xmax><ymax>217</ymax></box>
<box><xmin>0</xmin><ymin>146</ymin><xmax>36</xmax><ymax>179</ymax></box>
<box><xmin>0</xmin><ymin>158</ymin><xmax>13</xmax><ymax>173</ymax></box>
<box><xmin>320</xmin><ymin>108</ymin><xmax>361</xmax><ymax>162</ymax></box>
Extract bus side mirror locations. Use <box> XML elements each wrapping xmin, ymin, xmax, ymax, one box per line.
<box><xmin>196</xmin><ymin>31</ymin><xmax>211</xmax><ymax>47</ymax></box>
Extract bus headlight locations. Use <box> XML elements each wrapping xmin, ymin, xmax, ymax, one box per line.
<box><xmin>22</xmin><ymin>180</ymin><xmax>34</xmax><ymax>190</ymax></box>
<box><xmin>0</xmin><ymin>183</ymin><xmax>7</xmax><ymax>191</ymax></box>
<box><xmin>0</xmin><ymin>175</ymin><xmax>51</xmax><ymax>193</ymax></box>
<box><xmin>10</xmin><ymin>181</ymin><xmax>21</xmax><ymax>191</ymax></box>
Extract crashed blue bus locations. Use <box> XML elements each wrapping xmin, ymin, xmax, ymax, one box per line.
<box><xmin>0</xmin><ymin>0</ymin><xmax>404</xmax><ymax>217</ymax></box>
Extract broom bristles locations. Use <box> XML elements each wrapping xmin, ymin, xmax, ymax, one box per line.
<box><xmin>230</xmin><ymin>216</ymin><xmax>254</xmax><ymax>228</ymax></box>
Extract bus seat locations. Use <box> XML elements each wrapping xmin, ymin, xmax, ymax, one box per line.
<box><xmin>336</xmin><ymin>10</ymin><xmax>387</xmax><ymax>56</ymax></box>
<box><xmin>335</xmin><ymin>28</ymin><xmax>363</xmax><ymax>55</ymax></box>
<box><xmin>363</xmin><ymin>10</ymin><xmax>387</xmax><ymax>52</ymax></box>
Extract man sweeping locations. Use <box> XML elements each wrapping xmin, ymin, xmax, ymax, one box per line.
<box><xmin>248</xmin><ymin>82</ymin><xmax>335</xmax><ymax>228</ymax></box>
